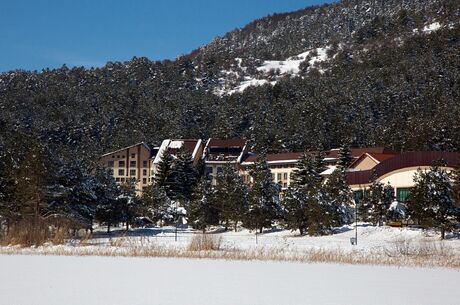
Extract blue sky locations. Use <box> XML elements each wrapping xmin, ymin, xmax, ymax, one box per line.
<box><xmin>0</xmin><ymin>0</ymin><xmax>331</xmax><ymax>72</ymax></box>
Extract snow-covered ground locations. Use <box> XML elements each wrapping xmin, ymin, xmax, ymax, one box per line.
<box><xmin>1</xmin><ymin>225</ymin><xmax>459</xmax><ymax>267</ymax></box>
<box><xmin>0</xmin><ymin>255</ymin><xmax>458</xmax><ymax>305</ymax></box>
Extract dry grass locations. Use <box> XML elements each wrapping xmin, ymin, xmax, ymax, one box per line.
<box><xmin>0</xmin><ymin>241</ymin><xmax>458</xmax><ymax>269</ymax></box>
<box><xmin>187</xmin><ymin>234</ymin><xmax>222</xmax><ymax>251</ymax></box>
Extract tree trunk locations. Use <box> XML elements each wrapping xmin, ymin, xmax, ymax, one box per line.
<box><xmin>441</xmin><ymin>227</ymin><xmax>445</xmax><ymax>240</ymax></box>
<box><xmin>234</xmin><ymin>222</ymin><xmax>238</xmax><ymax>232</ymax></box>
<box><xmin>259</xmin><ymin>227</ymin><xmax>263</xmax><ymax>234</ymax></box>
<box><xmin>299</xmin><ymin>227</ymin><xmax>304</xmax><ymax>236</ymax></box>
<box><xmin>107</xmin><ymin>223</ymin><xmax>111</xmax><ymax>234</ymax></box>
<box><xmin>126</xmin><ymin>221</ymin><xmax>129</xmax><ymax>232</ymax></box>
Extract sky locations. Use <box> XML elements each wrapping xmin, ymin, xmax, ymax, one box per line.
<box><xmin>0</xmin><ymin>0</ymin><xmax>332</xmax><ymax>72</ymax></box>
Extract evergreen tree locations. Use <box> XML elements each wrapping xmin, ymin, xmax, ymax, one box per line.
<box><xmin>188</xmin><ymin>178</ymin><xmax>219</xmax><ymax>232</ymax></box>
<box><xmin>244</xmin><ymin>153</ymin><xmax>281</xmax><ymax>233</ymax></box>
<box><xmin>172</xmin><ymin>148</ymin><xmax>198</xmax><ymax>204</ymax></box>
<box><xmin>290</xmin><ymin>152</ymin><xmax>318</xmax><ymax>187</ymax></box>
<box><xmin>358</xmin><ymin>173</ymin><xmax>392</xmax><ymax>226</ymax></box>
<box><xmin>215</xmin><ymin>163</ymin><xmax>249</xmax><ymax>231</ymax></box>
<box><xmin>154</xmin><ymin>150</ymin><xmax>176</xmax><ymax>198</ymax></box>
<box><xmin>407</xmin><ymin>164</ymin><xmax>459</xmax><ymax>239</ymax></box>
<box><xmin>118</xmin><ymin>179</ymin><xmax>141</xmax><ymax>231</ymax></box>
<box><xmin>313</xmin><ymin>148</ymin><xmax>327</xmax><ymax>182</ymax></box>
<box><xmin>324</xmin><ymin>168</ymin><xmax>353</xmax><ymax>226</ymax></box>
<box><xmin>452</xmin><ymin>162</ymin><xmax>460</xmax><ymax>207</ymax></box>
<box><xmin>140</xmin><ymin>184</ymin><xmax>174</xmax><ymax>225</ymax></box>
<box><xmin>337</xmin><ymin>141</ymin><xmax>353</xmax><ymax>169</ymax></box>
<box><xmin>94</xmin><ymin>167</ymin><xmax>122</xmax><ymax>233</ymax></box>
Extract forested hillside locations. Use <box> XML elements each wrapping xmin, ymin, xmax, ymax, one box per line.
<box><xmin>1</xmin><ymin>0</ymin><xmax>459</xmax><ymax>166</ymax></box>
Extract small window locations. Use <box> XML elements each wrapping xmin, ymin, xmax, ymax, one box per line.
<box><xmin>118</xmin><ymin>169</ymin><xmax>125</xmax><ymax>176</ymax></box>
<box><xmin>112</xmin><ymin>155</ymin><xmax>115</xmax><ymax>158</ymax></box>
<box><xmin>119</xmin><ymin>160</ymin><xmax>125</xmax><ymax>167</ymax></box>
<box><xmin>217</xmin><ymin>167</ymin><xmax>223</xmax><ymax>174</ymax></box>
<box><xmin>283</xmin><ymin>173</ymin><xmax>288</xmax><ymax>180</ymax></box>
<box><xmin>116</xmin><ymin>155</ymin><xmax>120</xmax><ymax>158</ymax></box>
<box><xmin>130</xmin><ymin>169</ymin><xmax>136</xmax><ymax>176</ymax></box>
<box><xmin>283</xmin><ymin>182</ymin><xmax>287</xmax><ymax>188</ymax></box>
<box><xmin>108</xmin><ymin>161</ymin><xmax>114</xmax><ymax>167</ymax></box>
<box><xmin>121</xmin><ymin>155</ymin><xmax>125</xmax><ymax>158</ymax></box>
<box><xmin>143</xmin><ymin>169</ymin><xmax>147</xmax><ymax>176</ymax></box>
<box><xmin>277</xmin><ymin>173</ymin><xmax>282</xmax><ymax>181</ymax></box>
<box><xmin>151</xmin><ymin>170</ymin><xmax>154</xmax><ymax>176</ymax></box>
<box><xmin>206</xmin><ymin>167</ymin><xmax>213</xmax><ymax>174</ymax></box>
<box><xmin>142</xmin><ymin>178</ymin><xmax>147</xmax><ymax>184</ymax></box>
<box><xmin>143</xmin><ymin>160</ymin><xmax>147</xmax><ymax>167</ymax></box>
<box><xmin>115</xmin><ymin>178</ymin><xmax>120</xmax><ymax>182</ymax></box>
<box><xmin>271</xmin><ymin>173</ymin><xmax>275</xmax><ymax>180</ymax></box>
<box><xmin>120</xmin><ymin>178</ymin><xmax>125</xmax><ymax>182</ymax></box>
<box><xmin>131</xmin><ymin>153</ymin><xmax>136</xmax><ymax>158</ymax></box>
<box><xmin>397</xmin><ymin>188</ymin><xmax>412</xmax><ymax>203</ymax></box>
<box><xmin>130</xmin><ymin>161</ymin><xmax>136</xmax><ymax>167</ymax></box>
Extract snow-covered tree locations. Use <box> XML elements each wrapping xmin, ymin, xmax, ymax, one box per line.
<box><xmin>244</xmin><ymin>154</ymin><xmax>281</xmax><ymax>233</ymax></box>
<box><xmin>154</xmin><ymin>150</ymin><xmax>176</xmax><ymax>198</ymax></box>
<box><xmin>172</xmin><ymin>148</ymin><xmax>198</xmax><ymax>204</ymax></box>
<box><xmin>337</xmin><ymin>141</ymin><xmax>353</xmax><ymax>169</ymax></box>
<box><xmin>407</xmin><ymin>164</ymin><xmax>459</xmax><ymax>239</ymax></box>
<box><xmin>140</xmin><ymin>184</ymin><xmax>174</xmax><ymax>225</ymax></box>
<box><xmin>324</xmin><ymin>168</ymin><xmax>353</xmax><ymax>226</ymax></box>
<box><xmin>215</xmin><ymin>163</ymin><xmax>249</xmax><ymax>231</ymax></box>
<box><xmin>94</xmin><ymin>167</ymin><xmax>122</xmax><ymax>233</ymax></box>
<box><xmin>188</xmin><ymin>178</ymin><xmax>219</xmax><ymax>232</ymax></box>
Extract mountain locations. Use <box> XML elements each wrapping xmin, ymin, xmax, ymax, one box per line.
<box><xmin>1</xmin><ymin>0</ymin><xmax>459</xmax><ymax>164</ymax></box>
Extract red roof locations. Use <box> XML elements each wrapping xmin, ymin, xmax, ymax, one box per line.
<box><xmin>207</xmin><ymin>138</ymin><xmax>247</xmax><ymax>148</ymax></box>
<box><xmin>346</xmin><ymin>151</ymin><xmax>460</xmax><ymax>185</ymax></box>
<box><xmin>348</xmin><ymin>152</ymin><xmax>398</xmax><ymax>168</ymax></box>
<box><xmin>326</xmin><ymin>147</ymin><xmax>396</xmax><ymax>159</ymax></box>
<box><xmin>243</xmin><ymin>152</ymin><xmax>303</xmax><ymax>163</ymax></box>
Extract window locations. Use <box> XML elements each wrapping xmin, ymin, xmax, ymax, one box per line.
<box><xmin>116</xmin><ymin>155</ymin><xmax>120</xmax><ymax>158</ymax></box>
<box><xmin>108</xmin><ymin>161</ymin><xmax>114</xmax><ymax>167</ymax></box>
<box><xmin>142</xmin><ymin>178</ymin><xmax>147</xmax><ymax>184</ymax></box>
<box><xmin>272</xmin><ymin>173</ymin><xmax>275</xmax><ymax>181</ymax></box>
<box><xmin>217</xmin><ymin>167</ymin><xmax>223</xmax><ymax>174</ymax></box>
<box><xmin>115</xmin><ymin>178</ymin><xmax>120</xmax><ymax>182</ymax></box>
<box><xmin>131</xmin><ymin>153</ymin><xmax>136</xmax><ymax>158</ymax></box>
<box><xmin>151</xmin><ymin>170</ymin><xmax>154</xmax><ymax>176</ymax></box>
<box><xmin>119</xmin><ymin>160</ymin><xmax>125</xmax><ymax>167</ymax></box>
<box><xmin>143</xmin><ymin>160</ymin><xmax>147</xmax><ymax>167</ymax></box>
<box><xmin>130</xmin><ymin>161</ymin><xmax>136</xmax><ymax>167</ymax></box>
<box><xmin>206</xmin><ymin>167</ymin><xmax>213</xmax><ymax>174</ymax></box>
<box><xmin>283</xmin><ymin>173</ymin><xmax>288</xmax><ymax>180</ymax></box>
<box><xmin>130</xmin><ymin>169</ymin><xmax>136</xmax><ymax>176</ymax></box>
<box><xmin>121</xmin><ymin>155</ymin><xmax>125</xmax><ymax>158</ymax></box>
<box><xmin>143</xmin><ymin>169</ymin><xmax>147</xmax><ymax>176</ymax></box>
<box><xmin>112</xmin><ymin>155</ymin><xmax>115</xmax><ymax>158</ymax></box>
<box><xmin>118</xmin><ymin>169</ymin><xmax>125</xmax><ymax>176</ymax></box>
<box><xmin>120</xmin><ymin>178</ymin><xmax>125</xmax><ymax>182</ymax></box>
<box><xmin>283</xmin><ymin>182</ymin><xmax>287</xmax><ymax>188</ymax></box>
<box><xmin>353</xmin><ymin>190</ymin><xmax>363</xmax><ymax>203</ymax></box>
<box><xmin>397</xmin><ymin>188</ymin><xmax>412</xmax><ymax>203</ymax></box>
<box><xmin>277</xmin><ymin>173</ymin><xmax>282</xmax><ymax>181</ymax></box>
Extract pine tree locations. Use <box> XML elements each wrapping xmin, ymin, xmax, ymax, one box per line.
<box><xmin>407</xmin><ymin>164</ymin><xmax>459</xmax><ymax>239</ymax></box>
<box><xmin>140</xmin><ymin>184</ymin><xmax>173</xmax><ymax>225</ymax></box>
<box><xmin>154</xmin><ymin>150</ymin><xmax>176</xmax><ymax>198</ymax></box>
<box><xmin>94</xmin><ymin>167</ymin><xmax>122</xmax><ymax>233</ymax></box>
<box><xmin>188</xmin><ymin>178</ymin><xmax>219</xmax><ymax>232</ymax></box>
<box><xmin>290</xmin><ymin>152</ymin><xmax>318</xmax><ymax>188</ymax></box>
<box><xmin>172</xmin><ymin>148</ymin><xmax>198</xmax><ymax>204</ymax></box>
<box><xmin>337</xmin><ymin>141</ymin><xmax>353</xmax><ymax>169</ymax></box>
<box><xmin>118</xmin><ymin>178</ymin><xmax>141</xmax><ymax>231</ymax></box>
<box><xmin>313</xmin><ymin>148</ymin><xmax>327</xmax><ymax>182</ymax></box>
<box><xmin>324</xmin><ymin>168</ymin><xmax>353</xmax><ymax>226</ymax></box>
<box><xmin>452</xmin><ymin>162</ymin><xmax>460</xmax><ymax>207</ymax></box>
<box><xmin>215</xmin><ymin>163</ymin><xmax>249</xmax><ymax>231</ymax></box>
<box><xmin>244</xmin><ymin>153</ymin><xmax>281</xmax><ymax>233</ymax></box>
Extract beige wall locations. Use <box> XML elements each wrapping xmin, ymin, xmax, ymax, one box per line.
<box><xmin>240</xmin><ymin>162</ymin><xmax>297</xmax><ymax>189</ymax></box>
<box><xmin>99</xmin><ymin>144</ymin><xmax>153</xmax><ymax>195</ymax></box>
<box><xmin>352</xmin><ymin>156</ymin><xmax>378</xmax><ymax>171</ymax></box>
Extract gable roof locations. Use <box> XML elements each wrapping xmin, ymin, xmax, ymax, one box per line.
<box><xmin>153</xmin><ymin>139</ymin><xmax>203</xmax><ymax>164</ymax></box>
<box><xmin>100</xmin><ymin>142</ymin><xmax>151</xmax><ymax>157</ymax></box>
<box><xmin>348</xmin><ymin>152</ymin><xmax>398</xmax><ymax>169</ymax></box>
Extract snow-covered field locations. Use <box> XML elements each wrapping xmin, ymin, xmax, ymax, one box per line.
<box><xmin>0</xmin><ymin>255</ymin><xmax>458</xmax><ymax>305</ymax></box>
<box><xmin>1</xmin><ymin>225</ymin><xmax>459</xmax><ymax>268</ymax></box>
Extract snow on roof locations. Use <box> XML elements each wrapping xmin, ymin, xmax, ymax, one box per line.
<box><xmin>320</xmin><ymin>166</ymin><xmax>337</xmax><ymax>176</ymax></box>
<box><xmin>100</xmin><ymin>142</ymin><xmax>151</xmax><ymax>157</ymax></box>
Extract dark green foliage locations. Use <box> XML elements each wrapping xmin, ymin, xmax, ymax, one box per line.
<box><xmin>215</xmin><ymin>163</ymin><xmax>249</xmax><ymax>231</ymax></box>
<box><xmin>140</xmin><ymin>184</ymin><xmax>173</xmax><ymax>224</ymax></box>
<box><xmin>118</xmin><ymin>179</ymin><xmax>142</xmax><ymax>231</ymax></box>
<box><xmin>188</xmin><ymin>178</ymin><xmax>219</xmax><ymax>232</ymax></box>
<box><xmin>94</xmin><ymin>167</ymin><xmax>122</xmax><ymax>233</ymax></box>
<box><xmin>154</xmin><ymin>150</ymin><xmax>176</xmax><ymax>198</ymax></box>
<box><xmin>324</xmin><ymin>168</ymin><xmax>353</xmax><ymax>226</ymax></box>
<box><xmin>244</xmin><ymin>154</ymin><xmax>281</xmax><ymax>233</ymax></box>
<box><xmin>337</xmin><ymin>142</ymin><xmax>353</xmax><ymax>169</ymax></box>
<box><xmin>407</xmin><ymin>164</ymin><xmax>459</xmax><ymax>239</ymax></box>
<box><xmin>171</xmin><ymin>148</ymin><xmax>198</xmax><ymax>203</ymax></box>
<box><xmin>290</xmin><ymin>152</ymin><xmax>319</xmax><ymax>187</ymax></box>
<box><xmin>358</xmin><ymin>172</ymin><xmax>394</xmax><ymax>225</ymax></box>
